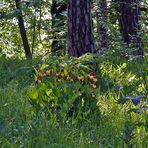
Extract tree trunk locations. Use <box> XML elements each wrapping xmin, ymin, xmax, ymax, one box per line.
<box><xmin>15</xmin><ymin>0</ymin><xmax>32</xmax><ymax>59</ymax></box>
<box><xmin>67</xmin><ymin>0</ymin><xmax>96</xmax><ymax>57</ymax></box>
<box><xmin>97</xmin><ymin>0</ymin><xmax>108</xmax><ymax>49</ymax></box>
<box><xmin>118</xmin><ymin>0</ymin><xmax>144</xmax><ymax>57</ymax></box>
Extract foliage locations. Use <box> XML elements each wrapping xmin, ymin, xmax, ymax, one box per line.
<box><xmin>0</xmin><ymin>54</ymin><xmax>147</xmax><ymax>147</ymax></box>
<box><xmin>28</xmin><ymin>54</ymin><xmax>100</xmax><ymax>120</ymax></box>
<box><xmin>100</xmin><ymin>58</ymin><xmax>148</xmax><ymax>96</ymax></box>
<box><xmin>0</xmin><ymin>0</ymin><xmax>148</xmax><ymax>147</ymax></box>
<box><xmin>1</xmin><ymin>0</ymin><xmax>147</xmax><ymax>57</ymax></box>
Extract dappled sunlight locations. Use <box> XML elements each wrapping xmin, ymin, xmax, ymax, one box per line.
<box><xmin>0</xmin><ymin>0</ymin><xmax>147</xmax><ymax>147</ymax></box>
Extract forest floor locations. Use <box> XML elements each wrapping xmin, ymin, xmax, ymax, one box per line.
<box><xmin>0</xmin><ymin>54</ymin><xmax>147</xmax><ymax>147</ymax></box>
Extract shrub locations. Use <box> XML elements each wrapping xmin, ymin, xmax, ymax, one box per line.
<box><xmin>28</xmin><ymin>54</ymin><xmax>100</xmax><ymax>121</ymax></box>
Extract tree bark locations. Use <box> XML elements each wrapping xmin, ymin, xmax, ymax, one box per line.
<box><xmin>15</xmin><ymin>0</ymin><xmax>32</xmax><ymax>59</ymax></box>
<box><xmin>118</xmin><ymin>0</ymin><xmax>144</xmax><ymax>57</ymax></box>
<box><xmin>67</xmin><ymin>0</ymin><xmax>96</xmax><ymax>57</ymax></box>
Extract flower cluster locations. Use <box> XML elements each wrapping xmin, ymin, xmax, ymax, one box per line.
<box><xmin>35</xmin><ymin>65</ymin><xmax>98</xmax><ymax>89</ymax></box>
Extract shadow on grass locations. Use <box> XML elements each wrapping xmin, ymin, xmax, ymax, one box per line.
<box><xmin>0</xmin><ymin>55</ymin><xmax>42</xmax><ymax>88</ymax></box>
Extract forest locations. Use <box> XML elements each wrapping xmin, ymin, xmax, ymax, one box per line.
<box><xmin>0</xmin><ymin>0</ymin><xmax>148</xmax><ymax>147</ymax></box>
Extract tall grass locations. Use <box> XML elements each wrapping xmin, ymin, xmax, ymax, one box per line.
<box><xmin>0</xmin><ymin>55</ymin><xmax>147</xmax><ymax>147</ymax></box>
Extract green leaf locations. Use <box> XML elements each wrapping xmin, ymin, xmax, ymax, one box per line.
<box><xmin>28</xmin><ymin>86</ymin><xmax>38</xmax><ymax>100</ymax></box>
<box><xmin>46</xmin><ymin>89</ymin><xmax>52</xmax><ymax>97</ymax></box>
<box><xmin>40</xmin><ymin>64</ymin><xmax>48</xmax><ymax>70</ymax></box>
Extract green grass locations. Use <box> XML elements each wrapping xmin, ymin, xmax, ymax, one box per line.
<box><xmin>0</xmin><ymin>55</ymin><xmax>147</xmax><ymax>148</ymax></box>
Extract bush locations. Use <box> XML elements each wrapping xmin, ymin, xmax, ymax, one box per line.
<box><xmin>28</xmin><ymin>54</ymin><xmax>100</xmax><ymax>121</ymax></box>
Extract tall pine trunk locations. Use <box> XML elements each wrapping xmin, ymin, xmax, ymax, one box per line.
<box><xmin>15</xmin><ymin>0</ymin><xmax>32</xmax><ymax>59</ymax></box>
<box><xmin>119</xmin><ymin>0</ymin><xmax>144</xmax><ymax>57</ymax></box>
<box><xmin>67</xmin><ymin>0</ymin><xmax>96</xmax><ymax>57</ymax></box>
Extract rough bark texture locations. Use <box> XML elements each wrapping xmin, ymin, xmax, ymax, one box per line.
<box><xmin>97</xmin><ymin>0</ymin><xmax>108</xmax><ymax>49</ymax></box>
<box><xmin>68</xmin><ymin>0</ymin><xmax>96</xmax><ymax>57</ymax></box>
<box><xmin>119</xmin><ymin>0</ymin><xmax>144</xmax><ymax>56</ymax></box>
<box><xmin>15</xmin><ymin>0</ymin><xmax>32</xmax><ymax>59</ymax></box>
<box><xmin>51</xmin><ymin>0</ymin><xmax>67</xmax><ymax>53</ymax></box>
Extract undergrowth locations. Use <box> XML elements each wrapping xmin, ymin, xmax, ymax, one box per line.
<box><xmin>0</xmin><ymin>54</ymin><xmax>147</xmax><ymax>147</ymax></box>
